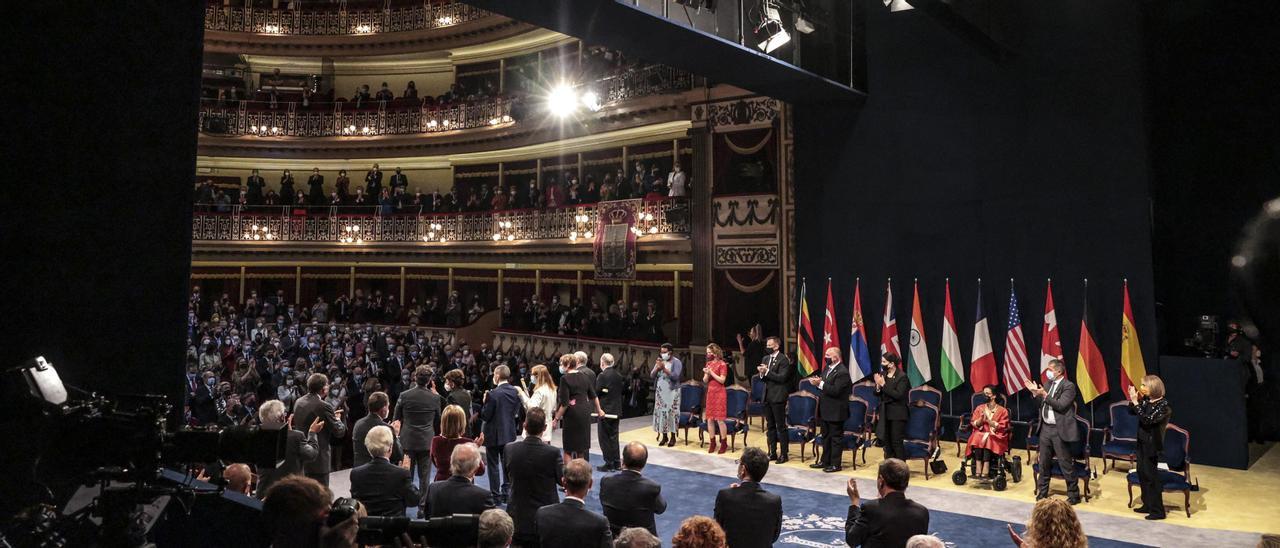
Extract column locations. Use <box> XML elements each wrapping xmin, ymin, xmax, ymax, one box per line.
<box><xmin>349</xmin><ymin>266</ymin><xmax>355</xmax><ymax>297</ymax></box>
<box><xmin>576</xmin><ymin>270</ymin><xmax>583</xmax><ymax>301</ymax></box>
<box><xmin>448</xmin><ymin>267</ymin><xmax>455</xmax><ymax>295</ymax></box>
<box><xmin>399</xmin><ymin>266</ymin><xmax>406</xmax><ymax>305</ymax></box>
<box><xmin>239</xmin><ymin>266</ymin><xmax>246</xmax><ymax>303</ymax></box>
<box><xmin>689</xmin><ymin>125</ymin><xmax>713</xmax><ymax>347</ymax></box>
<box><xmin>294</xmin><ymin>266</ymin><xmax>302</xmax><ymax>305</ymax></box>
<box><xmin>673</xmin><ymin>270</ymin><xmax>680</xmax><ymax>319</ymax></box>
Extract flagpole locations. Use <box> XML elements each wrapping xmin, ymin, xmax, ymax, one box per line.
<box><xmin>1084</xmin><ymin>277</ymin><xmax>1096</xmax><ymax>427</ymax></box>
<box><xmin>946</xmin><ymin>276</ymin><xmax>954</xmax><ymax>417</ymax></box>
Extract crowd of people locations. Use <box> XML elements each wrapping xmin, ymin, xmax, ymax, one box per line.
<box><xmin>192</xmin><ymin>159</ymin><xmax>687</xmax><ymax>215</ymax></box>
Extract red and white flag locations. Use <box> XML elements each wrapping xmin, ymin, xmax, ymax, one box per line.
<box><xmin>822</xmin><ymin>279</ymin><xmax>841</xmax><ymax>363</ymax></box>
<box><xmin>1040</xmin><ymin>280</ymin><xmax>1063</xmax><ymax>383</ymax></box>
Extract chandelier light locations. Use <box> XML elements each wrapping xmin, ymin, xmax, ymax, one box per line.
<box><xmin>339</xmin><ymin>225</ymin><xmax>364</xmax><ymax>244</ymax></box>
<box><xmin>243</xmin><ymin>224</ymin><xmax>276</xmax><ymax>241</ymax></box>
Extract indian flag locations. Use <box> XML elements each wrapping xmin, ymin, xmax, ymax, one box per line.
<box><xmin>907</xmin><ymin>280</ymin><xmax>933</xmax><ymax>387</ymax></box>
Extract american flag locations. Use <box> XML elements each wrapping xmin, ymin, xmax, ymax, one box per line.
<box><xmin>1002</xmin><ymin>285</ymin><xmax>1033</xmax><ymax>394</ymax></box>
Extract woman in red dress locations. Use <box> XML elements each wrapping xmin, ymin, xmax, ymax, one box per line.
<box><xmin>702</xmin><ymin>343</ymin><xmax>730</xmax><ymax>454</ymax></box>
<box><xmin>966</xmin><ymin>384</ymin><xmax>1011</xmax><ymax>479</ymax></box>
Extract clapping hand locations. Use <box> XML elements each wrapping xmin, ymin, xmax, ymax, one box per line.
<box><xmin>846</xmin><ymin>478</ymin><xmax>860</xmax><ymax>506</ymax></box>
<box><xmin>873</xmin><ymin>373</ymin><xmax>885</xmax><ymax>387</ymax></box>
<box><xmin>309</xmin><ymin>417</ymin><xmax>324</xmax><ymax>433</ymax></box>
<box><xmin>475</xmin><ymin>433</ymin><xmax>485</xmax><ymax>446</ymax></box>
<box><xmin>1128</xmin><ymin>385</ymin><xmax>1139</xmax><ymax>402</ymax></box>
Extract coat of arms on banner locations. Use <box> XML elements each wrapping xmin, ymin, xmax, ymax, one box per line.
<box><xmin>594</xmin><ymin>200</ymin><xmax>637</xmax><ymax>281</ymax></box>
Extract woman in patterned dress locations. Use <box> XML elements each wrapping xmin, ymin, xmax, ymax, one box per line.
<box><xmin>702</xmin><ymin>343</ymin><xmax>729</xmax><ymax>454</ymax></box>
<box><xmin>651</xmin><ymin>342</ymin><xmax>683</xmax><ymax>447</ymax></box>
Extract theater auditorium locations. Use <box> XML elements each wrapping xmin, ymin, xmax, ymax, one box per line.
<box><xmin>4</xmin><ymin>1</ymin><xmax>1280</xmax><ymax>547</ymax></box>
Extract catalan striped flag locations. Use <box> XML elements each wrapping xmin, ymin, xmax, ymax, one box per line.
<box><xmin>796</xmin><ymin>279</ymin><xmax>820</xmax><ymax>376</ymax></box>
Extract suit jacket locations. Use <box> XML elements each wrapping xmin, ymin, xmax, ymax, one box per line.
<box><xmin>761</xmin><ymin>352</ymin><xmax>795</xmax><ymax>403</ymax></box>
<box><xmin>596</xmin><ymin>367</ymin><xmax>625</xmax><ymax>416</ymax></box>
<box><xmin>504</xmin><ymin>436</ymin><xmax>564</xmax><ymax>538</ymax></box>
<box><xmin>713</xmin><ymin>481</ymin><xmax>783</xmax><ymax>548</ymax></box>
<box><xmin>350</xmin><ymin>458</ymin><xmax>420</xmax><ymax>518</ymax></box>
<box><xmin>292</xmin><ymin>393</ymin><xmax>347</xmax><ymax>475</ymax></box>
<box><xmin>1132</xmin><ymin>398</ymin><xmax>1172</xmax><ymax>454</ymax></box>
<box><xmin>599</xmin><ymin>470</ymin><xmax>667</xmax><ymax>537</ymax></box>
<box><xmin>352</xmin><ymin>413</ymin><xmax>404</xmax><ymax>468</ymax></box>
<box><xmin>256</xmin><ymin>427</ymin><xmax>318</xmax><ymax>498</ymax></box>
<box><xmin>1037</xmin><ymin>378</ymin><xmax>1080</xmax><ymax>442</ymax></box>
<box><xmin>446</xmin><ymin>387</ymin><xmax>473</xmax><ymax>422</ymax></box>
<box><xmin>423</xmin><ymin>475</ymin><xmax>496</xmax><ymax>518</ymax></box>
<box><xmin>481</xmin><ymin>383</ymin><xmax>522</xmax><ymax>447</ymax></box>
<box><xmin>536</xmin><ymin>499</ymin><xmax>612</xmax><ymax>548</ymax></box>
<box><xmin>819</xmin><ymin>363</ymin><xmax>854</xmax><ymax>423</ymax></box>
<box><xmin>394</xmin><ymin>386</ymin><xmax>442</xmax><ymax>452</ymax></box>
<box><xmin>844</xmin><ymin>491</ymin><xmax>930</xmax><ymax>548</ymax></box>
<box><xmin>878</xmin><ymin>372</ymin><xmax>911</xmax><ymax>422</ymax></box>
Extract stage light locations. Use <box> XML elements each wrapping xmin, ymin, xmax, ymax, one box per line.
<box><xmin>755</xmin><ymin>3</ymin><xmax>790</xmax><ymax>53</ymax></box>
<box><xmin>580</xmin><ymin>90</ymin><xmax>601</xmax><ymax>112</ymax></box>
<box><xmin>438</xmin><ymin>16</ymin><xmax>455</xmax><ymax>25</ymax></box>
<box><xmin>794</xmin><ymin>15</ymin><xmax>815</xmax><ymax>34</ymax></box>
<box><xmin>546</xmin><ymin>84</ymin><xmax>579</xmax><ymax>118</ymax></box>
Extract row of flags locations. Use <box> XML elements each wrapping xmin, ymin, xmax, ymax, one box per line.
<box><xmin>796</xmin><ymin>277</ymin><xmax>1149</xmax><ymax>403</ymax></box>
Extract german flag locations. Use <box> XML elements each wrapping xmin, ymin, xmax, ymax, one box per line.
<box><xmin>797</xmin><ymin>279</ymin><xmax>820</xmax><ymax>376</ymax></box>
<box><xmin>1076</xmin><ymin>280</ymin><xmax>1109</xmax><ymax>403</ymax></box>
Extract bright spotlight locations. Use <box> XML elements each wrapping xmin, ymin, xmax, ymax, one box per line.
<box><xmin>546</xmin><ymin>85</ymin><xmax>579</xmax><ymax>118</ymax></box>
<box><xmin>755</xmin><ymin>4</ymin><xmax>791</xmax><ymax>53</ymax></box>
<box><xmin>580</xmin><ymin>90</ymin><xmax>601</xmax><ymax>112</ymax></box>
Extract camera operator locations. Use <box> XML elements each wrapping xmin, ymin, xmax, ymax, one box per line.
<box><xmin>295</xmin><ymin>373</ymin><xmax>348</xmax><ymax>487</ymax></box>
<box><xmin>262</xmin><ymin>476</ymin><xmax>362</xmax><ymax>548</ymax></box>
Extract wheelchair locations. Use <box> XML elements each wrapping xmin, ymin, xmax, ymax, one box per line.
<box><xmin>952</xmin><ymin>450</ymin><xmax>1022</xmax><ymax>491</ymax></box>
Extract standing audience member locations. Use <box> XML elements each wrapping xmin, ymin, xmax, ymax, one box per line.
<box><xmin>517</xmin><ymin>364</ymin><xmax>557</xmax><ymax>443</ymax></box>
<box><xmin>422</xmin><ymin>443</ymin><xmax>496</xmax><ymax>518</ymax></box>
<box><xmin>702</xmin><ymin>344</ymin><xmax>730</xmax><ymax>454</ymax></box>
<box><xmin>875</xmin><ymin>352</ymin><xmax>910</xmax><ymax>461</ymax></box>
<box><xmin>1129</xmin><ymin>374</ymin><xmax>1172</xmax><ymax>520</ymax></box>
<box><xmin>396</xmin><ymin>365</ymin><xmax>443</xmax><ymax>494</ymax></box>
<box><xmin>713</xmin><ymin>447</ymin><xmax>781</xmax><ymax>548</ymax></box>
<box><xmin>352</xmin><ymin>391</ymin><xmax>404</xmax><ymax>468</ymax></box>
<box><xmin>672</xmin><ymin>516</ymin><xmax>727</xmax><ymax>548</ymax></box>
<box><xmin>844</xmin><ymin>458</ymin><xmax>930</xmax><ymax>548</ymax></box>
<box><xmin>1028</xmin><ymin>358</ymin><xmax>1081</xmax><ymax>504</ymax></box>
<box><xmin>432</xmin><ymin>404</ymin><xmax>485</xmax><ymax>482</ymax></box>
<box><xmin>1008</xmin><ymin>498</ymin><xmax>1087</xmax><ymax>548</ymax></box>
<box><xmin>555</xmin><ymin>354</ymin><xmax>606</xmax><ymax>461</ymax></box>
<box><xmin>536</xmin><ymin>458</ymin><xmax>613</xmax><ymax>548</ymax></box>
<box><xmin>505</xmin><ymin>407</ymin><xmax>564</xmax><ymax>547</ymax></box>
<box><xmin>350</xmin><ymin>425</ymin><xmax>419</xmax><ymax>517</ymax></box>
<box><xmin>757</xmin><ymin>336</ymin><xmax>794</xmax><ymax>463</ymax></box>
<box><xmin>307</xmin><ymin>168</ymin><xmax>325</xmax><ymax>205</ymax></box>
<box><xmin>596</xmin><ymin>353</ymin><xmax>625</xmax><ymax>471</ymax></box>
<box><xmin>255</xmin><ymin>399</ymin><xmax>320</xmax><ymax>498</ymax></box>
<box><xmin>616</xmin><ymin>527</ymin><xmax>663</xmax><ymax>548</ymax></box>
<box><xmin>443</xmin><ymin>368</ymin><xmax>473</xmax><ymax>424</ymax></box>
<box><xmin>808</xmin><ymin>347</ymin><xmax>853</xmax><ymax>473</ymax></box>
<box><xmin>667</xmin><ymin>162</ymin><xmax>687</xmax><ymax>197</ymax></box>
<box><xmin>261</xmin><ymin>476</ymin><xmax>359</xmax><ymax>548</ymax></box>
<box><xmin>478</xmin><ymin>508</ymin><xmax>515</xmax><ymax>548</ymax></box>
<box><xmin>481</xmin><ymin>364</ymin><xmax>523</xmax><ymax>503</ymax></box>
<box><xmin>651</xmin><ymin>343</ymin><xmax>683</xmax><ymax>447</ymax></box>
<box><xmin>293</xmin><ymin>373</ymin><xmax>347</xmax><ymax>487</ymax></box>
<box><xmin>600</xmin><ymin>442</ymin><xmax>667</xmax><ymax>538</ymax></box>
<box><xmin>224</xmin><ymin>463</ymin><xmax>253</xmax><ymax>496</ymax></box>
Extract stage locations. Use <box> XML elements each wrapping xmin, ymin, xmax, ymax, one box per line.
<box><xmin>330</xmin><ymin>417</ymin><xmax>1274</xmax><ymax>546</ymax></box>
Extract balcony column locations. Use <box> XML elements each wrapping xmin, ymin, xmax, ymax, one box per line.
<box><xmin>399</xmin><ymin>267</ymin><xmax>406</xmax><ymax>306</ymax></box>
<box><xmin>622</xmin><ymin>280</ymin><xmax>630</xmax><ymax>305</ymax></box>
<box><xmin>673</xmin><ymin>270</ymin><xmax>680</xmax><ymax>319</ymax></box>
<box><xmin>498</xmin><ymin>59</ymin><xmax>505</xmax><ymax>94</ymax></box>
<box><xmin>576</xmin><ymin>270</ymin><xmax>583</xmax><ymax>301</ymax></box>
<box><xmin>448</xmin><ymin>267</ymin><xmax>455</xmax><ymax>295</ymax></box>
<box><xmin>534</xmin><ymin>269</ymin><xmax>541</xmax><ymax>298</ymax></box>
<box><xmin>239</xmin><ymin>266</ymin><xmax>246</xmax><ymax>304</ymax></box>
<box><xmin>498</xmin><ymin>162</ymin><xmax>504</xmax><ymax>195</ymax></box>
<box><xmin>294</xmin><ymin>266</ymin><xmax>302</xmax><ymax>305</ymax></box>
<box><xmin>535</xmin><ymin>159</ymin><xmax>542</xmax><ymax>189</ymax></box>
<box><xmin>577</xmin><ymin>152</ymin><xmax>583</xmax><ymax>184</ymax></box>
<box><xmin>349</xmin><ymin>266</ymin><xmax>355</xmax><ymax>297</ymax></box>
<box><xmin>621</xmin><ymin>146</ymin><xmax>628</xmax><ymax>179</ymax></box>
<box><xmin>689</xmin><ymin>124</ymin><xmax>713</xmax><ymax>349</ymax></box>
<box><xmin>497</xmin><ymin>269</ymin><xmax>505</xmax><ymax>312</ymax></box>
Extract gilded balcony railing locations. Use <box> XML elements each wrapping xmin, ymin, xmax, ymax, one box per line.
<box><xmin>198</xmin><ymin>98</ymin><xmax>513</xmax><ymax>137</ymax></box>
<box><xmin>203</xmin><ymin>2</ymin><xmax>489</xmax><ymax>35</ymax></box>
<box><xmin>191</xmin><ymin>199</ymin><xmax>691</xmax><ymax>243</ymax></box>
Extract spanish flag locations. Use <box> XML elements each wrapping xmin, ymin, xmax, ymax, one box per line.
<box><xmin>1119</xmin><ymin>280</ymin><xmax>1147</xmax><ymax>394</ymax></box>
<box><xmin>797</xmin><ymin>279</ymin><xmax>820</xmax><ymax>376</ymax></box>
<box><xmin>1076</xmin><ymin>280</ymin><xmax>1109</xmax><ymax>403</ymax></box>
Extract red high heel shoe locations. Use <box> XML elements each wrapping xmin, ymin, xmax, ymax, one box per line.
<box><xmin>718</xmin><ymin>437</ymin><xmax>729</xmax><ymax>454</ymax></box>
<box><xmin>707</xmin><ymin>437</ymin><xmax>718</xmax><ymax>453</ymax></box>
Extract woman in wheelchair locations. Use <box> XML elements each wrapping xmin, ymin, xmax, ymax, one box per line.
<box><xmin>965</xmin><ymin>384</ymin><xmax>1011</xmax><ymax>480</ymax></box>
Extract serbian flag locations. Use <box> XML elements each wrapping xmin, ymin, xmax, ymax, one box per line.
<box><xmin>796</xmin><ymin>279</ymin><xmax>820</xmax><ymax>377</ymax></box>
<box><xmin>849</xmin><ymin>279</ymin><xmax>872</xmax><ymax>383</ymax></box>
<box><xmin>970</xmin><ymin>280</ymin><xmax>999</xmax><ymax>391</ymax></box>
<box><xmin>1040</xmin><ymin>280</ymin><xmax>1064</xmax><ymax>383</ymax></box>
<box><xmin>907</xmin><ymin>280</ymin><xmax>933</xmax><ymax>387</ymax></box>
<box><xmin>1002</xmin><ymin>283</ymin><xmax>1034</xmax><ymax>395</ymax></box>
<box><xmin>1119</xmin><ymin>280</ymin><xmax>1148</xmax><ymax>394</ymax></box>
<box><xmin>939</xmin><ymin>279</ymin><xmax>965</xmax><ymax>392</ymax></box>
<box><xmin>822</xmin><ymin>279</ymin><xmax>841</xmax><ymax>359</ymax></box>
<box><xmin>881</xmin><ymin>280</ymin><xmax>901</xmax><ymax>361</ymax></box>
<box><xmin>1076</xmin><ymin>281</ymin><xmax>1109</xmax><ymax>403</ymax></box>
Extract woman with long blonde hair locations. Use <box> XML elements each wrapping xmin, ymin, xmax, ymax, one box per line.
<box><xmin>518</xmin><ymin>364</ymin><xmax>558</xmax><ymax>443</ymax></box>
<box><xmin>1009</xmin><ymin>498</ymin><xmax>1088</xmax><ymax>548</ymax></box>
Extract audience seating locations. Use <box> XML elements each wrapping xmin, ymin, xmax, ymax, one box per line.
<box><xmin>1031</xmin><ymin>416</ymin><xmax>1095</xmax><ymax>501</ymax></box>
<box><xmin>677</xmin><ymin>381</ymin><xmax>705</xmax><ymax>445</ymax></box>
<box><xmin>903</xmin><ymin>401</ymin><xmax>941</xmax><ymax>479</ymax></box>
<box><xmin>784</xmin><ymin>392</ymin><xmax>819</xmax><ymax>462</ymax></box>
<box><xmin>1025</xmin><ymin>402</ymin><xmax>1078</xmax><ymax>460</ymax></box>
<box><xmin>747</xmin><ymin>376</ymin><xmax>766</xmax><ymax>431</ymax></box>
<box><xmin>800</xmin><ymin>378</ymin><xmax>822</xmax><ymax>400</ymax></box>
<box><xmin>852</xmin><ymin>380</ymin><xmax>879</xmax><ymax>429</ymax></box>
<box><xmin>1102</xmin><ymin>401</ymin><xmax>1139</xmax><ymax>473</ymax></box>
<box><xmin>908</xmin><ymin>385</ymin><xmax>943</xmax><ymax>408</ymax></box>
<box><xmin>700</xmin><ymin>385</ymin><xmax>750</xmax><ymax>450</ymax></box>
<box><xmin>1127</xmin><ymin>424</ymin><xmax>1197</xmax><ymax>518</ymax></box>
<box><xmin>812</xmin><ymin>395</ymin><xmax>872</xmax><ymax>469</ymax></box>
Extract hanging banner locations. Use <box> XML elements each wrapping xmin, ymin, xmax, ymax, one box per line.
<box><xmin>594</xmin><ymin>199</ymin><xmax>638</xmax><ymax>281</ymax></box>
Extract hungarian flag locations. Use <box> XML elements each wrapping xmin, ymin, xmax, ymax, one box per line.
<box><xmin>970</xmin><ymin>281</ymin><xmax>999</xmax><ymax>391</ymax></box>
<box><xmin>1119</xmin><ymin>280</ymin><xmax>1147</xmax><ymax>395</ymax></box>
<box><xmin>1040</xmin><ymin>280</ymin><xmax>1064</xmax><ymax>383</ymax></box>
<box><xmin>907</xmin><ymin>280</ymin><xmax>932</xmax><ymax>387</ymax></box>
<box><xmin>1076</xmin><ymin>282</ymin><xmax>1109</xmax><ymax>403</ymax></box>
<box><xmin>881</xmin><ymin>280</ymin><xmax>901</xmax><ymax>360</ymax></box>
<box><xmin>822</xmin><ymin>279</ymin><xmax>841</xmax><ymax>359</ymax></box>
<box><xmin>849</xmin><ymin>279</ymin><xmax>872</xmax><ymax>383</ymax></box>
<box><xmin>796</xmin><ymin>279</ymin><xmax>820</xmax><ymax>377</ymax></box>
<box><xmin>940</xmin><ymin>279</ymin><xmax>965</xmax><ymax>392</ymax></box>
<box><xmin>1002</xmin><ymin>284</ymin><xmax>1034</xmax><ymax>395</ymax></box>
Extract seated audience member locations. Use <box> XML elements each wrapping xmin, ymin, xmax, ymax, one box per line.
<box><xmin>1008</xmin><ymin>498</ymin><xmax>1087</xmax><ymax>548</ymax></box>
<box><xmin>478</xmin><ymin>508</ymin><xmax>515</xmax><ymax>548</ymax></box>
<box><xmin>255</xmin><ymin>399</ymin><xmax>319</xmax><ymax>499</ymax></box>
<box><xmin>713</xmin><ymin>447</ymin><xmax>781</xmax><ymax>548</ymax></box>
<box><xmin>536</xmin><ymin>458</ymin><xmax>612</xmax><ymax>548</ymax></box>
<box><xmin>261</xmin><ymin>476</ymin><xmax>360</xmax><ymax>548</ymax></box>
<box><xmin>224</xmin><ymin>463</ymin><xmax>253</xmax><ymax>495</ymax></box>
<box><xmin>906</xmin><ymin>535</ymin><xmax>945</xmax><ymax>548</ymax></box>
<box><xmin>672</xmin><ymin>516</ymin><xmax>727</xmax><ymax>548</ymax></box>
<box><xmin>615</xmin><ymin>527</ymin><xmax>662</xmax><ymax>548</ymax></box>
<box><xmin>423</xmin><ymin>442</ymin><xmax>496</xmax><ymax>518</ymax></box>
<box><xmin>505</xmin><ymin>407</ymin><xmax>564</xmax><ymax>547</ymax></box>
<box><xmin>844</xmin><ymin>458</ymin><xmax>930</xmax><ymax>548</ymax></box>
<box><xmin>352</xmin><ymin>391</ymin><xmax>404</xmax><ymax>468</ymax></box>
<box><xmin>349</xmin><ymin>425</ymin><xmax>419</xmax><ymax>518</ymax></box>
<box><xmin>432</xmin><ymin>404</ymin><xmax>484</xmax><ymax>481</ymax></box>
<box><xmin>600</xmin><ymin>442</ymin><xmax>667</xmax><ymax>537</ymax></box>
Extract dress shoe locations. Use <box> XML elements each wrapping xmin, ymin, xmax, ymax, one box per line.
<box><xmin>809</xmin><ymin>462</ymin><xmax>827</xmax><ymax>469</ymax></box>
<box><xmin>659</xmin><ymin>433</ymin><xmax>669</xmax><ymax>446</ymax></box>
<box><xmin>776</xmin><ymin>456</ymin><xmax>789</xmax><ymax>464</ymax></box>
<box><xmin>823</xmin><ymin>466</ymin><xmax>842</xmax><ymax>473</ymax></box>
<box><xmin>1145</xmin><ymin>514</ymin><xmax>1166</xmax><ymax>521</ymax></box>
<box><xmin>1035</xmin><ymin>494</ymin><xmax>1047</xmax><ymax>502</ymax></box>
<box><xmin>667</xmin><ymin>436</ymin><xmax>678</xmax><ymax>447</ymax></box>
<box><xmin>596</xmin><ymin>465</ymin><xmax>615</xmax><ymax>472</ymax></box>
<box><xmin>1133</xmin><ymin>507</ymin><xmax>1151</xmax><ymax>514</ymax></box>
<box><xmin>768</xmin><ymin>452</ymin><xmax>779</xmax><ymax>461</ymax></box>
<box><xmin>707</xmin><ymin>438</ymin><xmax>718</xmax><ymax>453</ymax></box>
<box><xmin>1067</xmin><ymin>497</ymin><xmax>1081</xmax><ymax>506</ymax></box>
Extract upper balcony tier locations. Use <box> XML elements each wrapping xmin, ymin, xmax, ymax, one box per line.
<box><xmin>203</xmin><ymin>1</ymin><xmax>534</xmax><ymax>56</ymax></box>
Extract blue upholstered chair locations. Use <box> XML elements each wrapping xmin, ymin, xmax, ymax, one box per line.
<box><xmin>909</xmin><ymin>385</ymin><xmax>943</xmax><ymax>408</ymax></box>
<box><xmin>852</xmin><ymin>381</ymin><xmax>880</xmax><ymax>436</ymax></box>
<box><xmin>784</xmin><ymin>392</ymin><xmax>819</xmax><ymax>462</ymax></box>
<box><xmin>800</xmin><ymin>377</ymin><xmax>823</xmax><ymax>399</ymax></box>
<box><xmin>1127</xmin><ymin>424</ymin><xmax>1197</xmax><ymax>518</ymax></box>
<box><xmin>747</xmin><ymin>376</ymin><xmax>767</xmax><ymax>431</ymax></box>
<box><xmin>956</xmin><ymin>392</ymin><xmax>1004</xmax><ymax>456</ymax></box>
<box><xmin>903</xmin><ymin>402</ymin><xmax>941</xmax><ymax>479</ymax></box>
<box><xmin>1031</xmin><ymin>416</ymin><xmax>1095</xmax><ymax>501</ymax></box>
<box><xmin>1025</xmin><ymin>402</ymin><xmax>1078</xmax><ymax>460</ymax></box>
<box><xmin>1103</xmin><ymin>401</ymin><xmax>1139</xmax><ymax>473</ymax></box>
<box><xmin>811</xmin><ymin>396</ymin><xmax>872</xmax><ymax>469</ymax></box>
<box><xmin>701</xmin><ymin>385</ymin><xmax>751</xmax><ymax>450</ymax></box>
<box><xmin>677</xmin><ymin>381</ymin><xmax>705</xmax><ymax>445</ymax></box>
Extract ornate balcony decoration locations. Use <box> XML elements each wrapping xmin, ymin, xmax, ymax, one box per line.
<box><xmin>203</xmin><ymin>2</ymin><xmax>489</xmax><ymax>36</ymax></box>
<box><xmin>199</xmin><ymin>98</ymin><xmax>514</xmax><ymax>138</ymax></box>
<box><xmin>191</xmin><ymin>199</ymin><xmax>690</xmax><ymax>244</ymax></box>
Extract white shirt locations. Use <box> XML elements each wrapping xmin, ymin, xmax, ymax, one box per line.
<box><xmin>667</xmin><ymin>170</ymin><xmax>687</xmax><ymax>197</ymax></box>
<box><xmin>1042</xmin><ymin>378</ymin><xmax>1061</xmax><ymax>425</ymax></box>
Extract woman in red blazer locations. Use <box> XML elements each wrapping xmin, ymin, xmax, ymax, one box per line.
<box><xmin>431</xmin><ymin>404</ymin><xmax>484</xmax><ymax>482</ymax></box>
<box><xmin>966</xmin><ymin>384</ymin><xmax>1011</xmax><ymax>479</ymax></box>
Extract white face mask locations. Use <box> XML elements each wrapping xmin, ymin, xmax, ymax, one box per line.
<box><xmin>660</xmin><ymin>352</ymin><xmax>670</xmax><ymax>360</ymax></box>
<box><xmin>1045</xmin><ymin>370</ymin><xmax>1056</xmax><ymax>381</ymax></box>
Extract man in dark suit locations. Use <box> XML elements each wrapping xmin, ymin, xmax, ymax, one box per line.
<box><xmin>756</xmin><ymin>336</ymin><xmax>794</xmax><ymax>463</ymax></box>
<box><xmin>480</xmin><ymin>364</ymin><xmax>522</xmax><ymax>502</ymax></box>
<box><xmin>714</xmin><ymin>447</ymin><xmax>782</xmax><ymax>548</ymax></box>
<box><xmin>535</xmin><ymin>458</ymin><xmax>612</xmax><ymax>548</ymax></box>
<box><xmin>292</xmin><ymin>373</ymin><xmax>347</xmax><ymax>487</ymax></box>
<box><xmin>423</xmin><ymin>441</ymin><xmax>496</xmax><ymax>518</ymax></box>
<box><xmin>844</xmin><ymin>458</ymin><xmax>930</xmax><ymax>547</ymax></box>
<box><xmin>353</xmin><ymin>391</ymin><xmax>404</xmax><ymax>468</ymax></box>
<box><xmin>600</xmin><ymin>442</ymin><xmax>667</xmax><ymax>538</ymax></box>
<box><xmin>255</xmin><ymin>399</ymin><xmax>319</xmax><ymax>499</ymax></box>
<box><xmin>809</xmin><ymin>347</ymin><xmax>854</xmax><ymax>473</ymax></box>
<box><xmin>365</xmin><ymin>163</ymin><xmax>383</xmax><ymax>199</ymax></box>
<box><xmin>395</xmin><ymin>365</ymin><xmax>442</xmax><ymax>494</ymax></box>
<box><xmin>1029</xmin><ymin>358</ymin><xmax>1082</xmax><ymax>504</ymax></box>
<box><xmin>350</xmin><ymin>425</ymin><xmax>419</xmax><ymax>517</ymax></box>
<box><xmin>595</xmin><ymin>353</ymin><xmax>625</xmax><ymax>472</ymax></box>
<box><xmin>504</xmin><ymin>408</ymin><xmax>563</xmax><ymax>547</ymax></box>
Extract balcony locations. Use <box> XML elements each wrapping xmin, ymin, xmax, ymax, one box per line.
<box><xmin>203</xmin><ymin>2</ymin><xmax>488</xmax><ymax>36</ymax></box>
<box><xmin>198</xmin><ymin>96</ymin><xmax>514</xmax><ymax>137</ymax></box>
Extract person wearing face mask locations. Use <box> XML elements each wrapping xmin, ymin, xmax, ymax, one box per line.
<box><xmin>1027</xmin><ymin>358</ymin><xmax>1081</xmax><ymax>504</ymax></box>
<box><xmin>874</xmin><ymin>352</ymin><xmax>911</xmax><ymax>461</ymax></box>
<box><xmin>442</xmin><ymin>369</ymin><xmax>473</xmax><ymax>425</ymax></box>
<box><xmin>554</xmin><ymin>354</ymin><xmax>606</xmax><ymax>464</ymax></box>
<box><xmin>807</xmin><ymin>347</ymin><xmax>854</xmax><ymax>473</ymax></box>
<box><xmin>1128</xmin><ymin>375</ymin><xmax>1172</xmax><ymax>520</ymax></box>
<box><xmin>713</xmin><ymin>447</ymin><xmax>782</xmax><ymax>548</ymax></box>
<box><xmin>395</xmin><ymin>366</ymin><xmax>444</xmax><ymax>498</ymax></box>
<box><xmin>965</xmin><ymin>385</ymin><xmax>1010</xmax><ymax>481</ymax></box>
<box><xmin>667</xmin><ymin>162</ymin><xmax>687</xmax><ymax>197</ymax></box>
<box><xmin>516</xmin><ymin>365</ymin><xmax>556</xmax><ymax>444</ymax></box>
<box><xmin>651</xmin><ymin>343</ymin><xmax>683</xmax><ymax>447</ymax></box>
<box><xmin>702</xmin><ymin>344</ymin><xmax>731</xmax><ymax>455</ymax></box>
<box><xmin>756</xmin><ymin>336</ymin><xmax>795</xmax><ymax>463</ymax></box>
<box><xmin>191</xmin><ymin>372</ymin><xmax>219</xmax><ymax>425</ymax></box>
<box><xmin>843</xmin><ymin>459</ymin><xmax>930</xmax><ymax>547</ymax></box>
